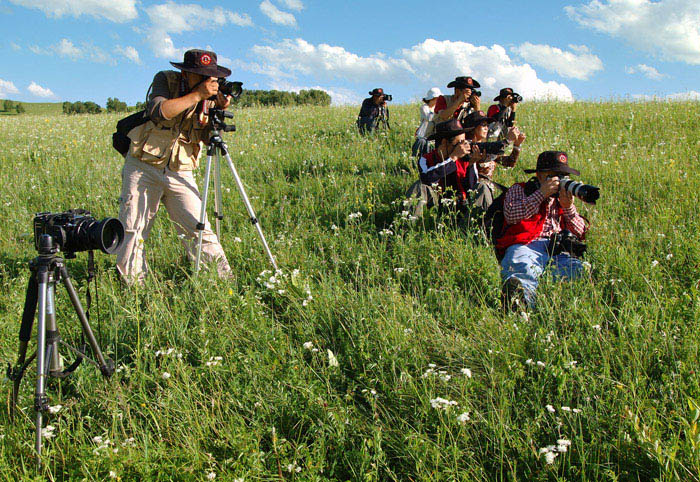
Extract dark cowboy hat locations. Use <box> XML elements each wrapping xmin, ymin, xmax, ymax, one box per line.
<box><xmin>524</xmin><ymin>151</ymin><xmax>581</xmax><ymax>176</ymax></box>
<box><xmin>494</xmin><ymin>87</ymin><xmax>520</xmax><ymax>101</ymax></box>
<box><xmin>426</xmin><ymin>118</ymin><xmax>474</xmax><ymax>141</ymax></box>
<box><xmin>369</xmin><ymin>88</ymin><xmax>385</xmax><ymax>96</ymax></box>
<box><xmin>447</xmin><ymin>76</ymin><xmax>480</xmax><ymax>89</ymax></box>
<box><xmin>170</xmin><ymin>49</ymin><xmax>231</xmax><ymax>78</ymax></box>
<box><xmin>462</xmin><ymin>110</ymin><xmax>495</xmax><ymax>129</ymax></box>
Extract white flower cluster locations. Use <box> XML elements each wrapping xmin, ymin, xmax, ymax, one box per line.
<box><xmin>347</xmin><ymin>211</ymin><xmax>363</xmax><ymax>221</ymax></box>
<box><xmin>440</xmin><ymin>197</ymin><xmax>456</xmax><ymax>207</ymax></box>
<box><xmin>155</xmin><ymin>347</ymin><xmax>183</xmax><ymax>359</ymax></box>
<box><xmin>525</xmin><ymin>359</ymin><xmax>546</xmax><ymax>368</ymax></box>
<box><xmin>398</xmin><ymin>210</ymin><xmax>419</xmax><ymax>223</ymax></box>
<box><xmin>205</xmin><ymin>356</ymin><xmax>223</xmax><ymax>367</ymax></box>
<box><xmin>48</xmin><ymin>404</ymin><xmax>63</xmax><ymax>414</ymax></box>
<box><xmin>302</xmin><ymin>289</ymin><xmax>313</xmax><ymax>307</ymax></box>
<box><xmin>379</xmin><ymin>228</ymin><xmax>393</xmax><ymax>236</ymax></box>
<box><xmin>286</xmin><ymin>462</ymin><xmax>302</xmax><ymax>473</ymax></box>
<box><xmin>303</xmin><ymin>341</ymin><xmax>318</xmax><ymax>353</ymax></box>
<box><xmin>331</xmin><ymin>224</ymin><xmax>340</xmax><ymax>235</ymax></box>
<box><xmin>539</xmin><ymin>439</ymin><xmax>571</xmax><ymax>464</ymax></box>
<box><xmin>42</xmin><ymin>424</ymin><xmax>56</xmax><ymax>439</ymax></box>
<box><xmin>92</xmin><ymin>435</ymin><xmax>117</xmax><ymax>455</ymax></box>
<box><xmin>456</xmin><ymin>412</ymin><xmax>470</xmax><ymax>424</ymax></box>
<box><xmin>361</xmin><ymin>388</ymin><xmax>377</xmax><ymax>398</ymax></box>
<box><xmin>256</xmin><ymin>269</ymin><xmax>285</xmax><ymax>290</ymax></box>
<box><xmin>430</xmin><ymin>397</ymin><xmax>459</xmax><ymax>410</ymax></box>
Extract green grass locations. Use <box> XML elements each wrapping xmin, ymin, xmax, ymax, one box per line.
<box><xmin>0</xmin><ymin>100</ymin><xmax>64</xmax><ymax>116</ymax></box>
<box><xmin>0</xmin><ymin>101</ymin><xmax>699</xmax><ymax>480</ymax></box>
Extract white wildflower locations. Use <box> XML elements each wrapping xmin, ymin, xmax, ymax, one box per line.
<box><xmin>48</xmin><ymin>404</ymin><xmax>63</xmax><ymax>414</ymax></box>
<box><xmin>666</xmin><ymin>253</ymin><xmax>673</xmax><ymax>260</ymax></box>
<box><xmin>520</xmin><ymin>311</ymin><xmax>529</xmax><ymax>322</ymax></box>
<box><xmin>303</xmin><ymin>342</ymin><xmax>314</xmax><ymax>351</ymax></box>
<box><xmin>233</xmin><ymin>237</ymin><xmax>242</xmax><ymax>243</ymax></box>
<box><xmin>394</xmin><ymin>267</ymin><xmax>405</xmax><ymax>273</ymax></box>
<box><xmin>162</xmin><ymin>372</ymin><xmax>171</xmax><ymax>379</ymax></box>
<box><xmin>456</xmin><ymin>412</ymin><xmax>470</xmax><ymax>423</ymax></box>
<box><xmin>561</xmin><ymin>406</ymin><xmax>571</xmax><ymax>412</ymax></box>
<box><xmin>430</xmin><ymin>397</ymin><xmax>458</xmax><ymax>410</ymax></box>
<box><xmin>582</xmin><ymin>261</ymin><xmax>592</xmax><ymax>270</ymax></box>
<box><xmin>109</xmin><ymin>471</ymin><xmax>117</xmax><ymax>479</ymax></box>
<box><xmin>572</xmin><ymin>408</ymin><xmax>582</xmax><ymax>413</ymax></box>
<box><xmin>207</xmin><ymin>472</ymin><xmax>217</xmax><ymax>480</ymax></box>
<box><xmin>544</xmin><ymin>451</ymin><xmax>558</xmax><ymax>464</ymax></box>
<box><xmin>379</xmin><ymin>228</ymin><xmax>393</xmax><ymax>236</ymax></box>
<box><xmin>546</xmin><ymin>404</ymin><xmax>556</xmax><ymax>413</ymax></box>
<box><xmin>525</xmin><ymin>359</ymin><xmax>533</xmax><ymax>365</ymax></box>
<box><xmin>347</xmin><ymin>212</ymin><xmax>363</xmax><ymax>220</ymax></box>
<box><xmin>592</xmin><ymin>324</ymin><xmax>602</xmax><ymax>331</ymax></box>
<box><xmin>327</xmin><ymin>349</ymin><xmax>339</xmax><ymax>367</ymax></box>
<box><xmin>651</xmin><ymin>260</ymin><xmax>659</xmax><ymax>268</ymax></box>
<box><xmin>557</xmin><ymin>439</ymin><xmax>572</xmax><ymax>453</ymax></box>
<box><xmin>537</xmin><ymin>361</ymin><xmax>546</xmax><ymax>368</ymax></box>
<box><xmin>404</xmin><ymin>328</ymin><xmax>413</xmax><ymax>334</ymax></box>
<box><xmin>461</xmin><ymin>368</ymin><xmax>472</xmax><ymax>378</ymax></box>
<box><xmin>42</xmin><ymin>425</ymin><xmax>56</xmax><ymax>439</ymax></box>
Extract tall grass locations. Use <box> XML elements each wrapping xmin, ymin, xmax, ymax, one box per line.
<box><xmin>0</xmin><ymin>101</ymin><xmax>699</xmax><ymax>480</ymax></box>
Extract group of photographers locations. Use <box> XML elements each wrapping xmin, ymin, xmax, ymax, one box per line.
<box><xmin>412</xmin><ymin>76</ymin><xmax>592</xmax><ymax>310</ymax></box>
<box><xmin>111</xmin><ymin>50</ymin><xmax>591</xmax><ymax>311</ymax></box>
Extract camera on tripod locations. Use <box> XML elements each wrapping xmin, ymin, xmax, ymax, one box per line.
<box><xmin>33</xmin><ymin>210</ymin><xmax>124</xmax><ymax>257</ymax></box>
<box><xmin>383</xmin><ymin>94</ymin><xmax>392</xmax><ymax>102</ymax></box>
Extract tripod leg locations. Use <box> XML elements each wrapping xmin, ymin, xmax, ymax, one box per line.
<box><xmin>11</xmin><ymin>275</ymin><xmax>38</xmax><ymax>421</ymax></box>
<box><xmin>59</xmin><ymin>265</ymin><xmax>114</xmax><ymax>378</ymax></box>
<box><xmin>214</xmin><ymin>152</ymin><xmax>224</xmax><ymax>241</ymax></box>
<box><xmin>221</xmin><ymin>151</ymin><xmax>279</xmax><ymax>271</ymax></box>
<box><xmin>46</xmin><ymin>284</ymin><xmax>63</xmax><ymax>376</ymax></box>
<box><xmin>195</xmin><ymin>154</ymin><xmax>214</xmax><ymax>273</ymax></box>
<box><xmin>34</xmin><ymin>268</ymin><xmax>49</xmax><ymax>465</ymax></box>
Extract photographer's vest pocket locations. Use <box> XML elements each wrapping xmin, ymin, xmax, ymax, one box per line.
<box><xmin>140</xmin><ymin>126</ymin><xmax>177</xmax><ymax>167</ymax></box>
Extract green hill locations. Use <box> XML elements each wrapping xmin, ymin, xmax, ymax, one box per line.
<box><xmin>0</xmin><ymin>99</ymin><xmax>64</xmax><ymax>115</ymax></box>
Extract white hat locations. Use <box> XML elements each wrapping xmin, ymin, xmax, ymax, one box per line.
<box><xmin>423</xmin><ymin>87</ymin><xmax>442</xmax><ymax>101</ymax></box>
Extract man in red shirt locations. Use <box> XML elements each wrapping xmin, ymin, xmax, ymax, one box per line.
<box><xmin>434</xmin><ymin>76</ymin><xmax>481</xmax><ymax>123</ymax></box>
<box><xmin>498</xmin><ymin>151</ymin><xmax>589</xmax><ymax>309</ymax></box>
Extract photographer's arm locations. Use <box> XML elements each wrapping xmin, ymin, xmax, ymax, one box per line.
<box><xmin>504</xmin><ymin>184</ymin><xmax>545</xmax><ymax>224</ymax></box>
<box><xmin>559</xmin><ymin>193</ymin><xmax>588</xmax><ymax>238</ymax></box>
<box><xmin>158</xmin><ymin>77</ymin><xmax>218</xmax><ymax>120</ymax></box>
<box><xmin>436</xmin><ymin>94</ymin><xmax>466</xmax><ymax>122</ymax></box>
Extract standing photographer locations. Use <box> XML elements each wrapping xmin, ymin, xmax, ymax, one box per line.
<box><xmin>115</xmin><ymin>49</ymin><xmax>234</xmax><ymax>284</ymax></box>
<box><xmin>434</xmin><ymin>76</ymin><xmax>481</xmax><ymax>123</ymax></box>
<box><xmin>487</xmin><ymin>87</ymin><xmax>520</xmax><ymax>140</ymax></box>
<box><xmin>497</xmin><ymin>151</ymin><xmax>589</xmax><ymax>309</ymax></box>
<box><xmin>357</xmin><ymin>88</ymin><xmax>388</xmax><ymax>134</ymax></box>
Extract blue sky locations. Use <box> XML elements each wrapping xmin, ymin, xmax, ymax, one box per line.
<box><xmin>0</xmin><ymin>0</ymin><xmax>698</xmax><ymax>105</ymax></box>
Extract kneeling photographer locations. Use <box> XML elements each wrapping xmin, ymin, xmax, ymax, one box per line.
<box><xmin>115</xmin><ymin>49</ymin><xmax>234</xmax><ymax>284</ymax></box>
<box><xmin>496</xmin><ymin>151</ymin><xmax>597</xmax><ymax>310</ymax></box>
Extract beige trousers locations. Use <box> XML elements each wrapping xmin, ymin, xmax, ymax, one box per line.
<box><xmin>115</xmin><ymin>155</ymin><xmax>231</xmax><ymax>283</ymax></box>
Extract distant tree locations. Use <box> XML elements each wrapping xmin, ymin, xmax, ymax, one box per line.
<box><xmin>235</xmin><ymin>88</ymin><xmax>331</xmax><ymax>107</ymax></box>
<box><xmin>15</xmin><ymin>103</ymin><xmax>25</xmax><ymax>114</ymax></box>
<box><xmin>134</xmin><ymin>101</ymin><xmax>147</xmax><ymax>111</ymax></box>
<box><xmin>106</xmin><ymin>97</ymin><xmax>128</xmax><ymax>113</ymax></box>
<box><xmin>62</xmin><ymin>101</ymin><xmax>102</xmax><ymax>114</ymax></box>
<box><xmin>3</xmin><ymin>99</ymin><xmax>14</xmax><ymax>112</ymax></box>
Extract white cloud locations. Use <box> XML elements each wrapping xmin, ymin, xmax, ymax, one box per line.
<box><xmin>145</xmin><ymin>2</ymin><xmax>253</xmax><ymax>58</ymax></box>
<box><xmin>260</xmin><ymin>0</ymin><xmax>297</xmax><ymax>26</ymax></box>
<box><xmin>0</xmin><ymin>79</ymin><xmax>20</xmax><ymax>97</ymax></box>
<box><xmin>278</xmin><ymin>0</ymin><xmax>304</xmax><ymax>11</ymax></box>
<box><xmin>249</xmin><ymin>38</ymin><xmax>573</xmax><ymax>101</ymax></box>
<box><xmin>625</xmin><ymin>64</ymin><xmax>667</xmax><ymax>80</ymax></box>
<box><xmin>30</xmin><ymin>38</ymin><xmax>115</xmax><ymax>64</ymax></box>
<box><xmin>115</xmin><ymin>45</ymin><xmax>142</xmax><ymax>64</ymax></box>
<box><xmin>27</xmin><ymin>81</ymin><xmax>55</xmax><ymax>98</ymax></box>
<box><xmin>633</xmin><ymin>91</ymin><xmax>700</xmax><ymax>101</ymax></box>
<box><xmin>565</xmin><ymin>0</ymin><xmax>700</xmax><ymax>65</ymax></box>
<box><xmin>55</xmin><ymin>39</ymin><xmax>82</xmax><ymax>60</ymax></box>
<box><xmin>512</xmin><ymin>43</ymin><xmax>603</xmax><ymax>80</ymax></box>
<box><xmin>8</xmin><ymin>0</ymin><xmax>137</xmax><ymax>23</ymax></box>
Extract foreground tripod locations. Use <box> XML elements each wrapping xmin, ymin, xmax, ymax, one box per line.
<box><xmin>195</xmin><ymin>109</ymin><xmax>278</xmax><ymax>272</ymax></box>
<box><xmin>7</xmin><ymin>234</ymin><xmax>114</xmax><ymax>465</ymax></box>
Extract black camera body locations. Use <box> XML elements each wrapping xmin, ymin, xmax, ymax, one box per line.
<box><xmin>383</xmin><ymin>94</ymin><xmax>392</xmax><ymax>102</ymax></box>
<box><xmin>548</xmin><ymin>230</ymin><xmax>587</xmax><ymax>258</ymax></box>
<box><xmin>218</xmin><ymin>79</ymin><xmax>243</xmax><ymax>98</ymax></box>
<box><xmin>512</xmin><ymin>93</ymin><xmax>523</xmax><ymax>103</ymax></box>
<box><xmin>473</xmin><ymin>90</ymin><xmax>482</xmax><ymax>97</ymax></box>
<box><xmin>33</xmin><ymin>210</ymin><xmax>124</xmax><ymax>257</ymax></box>
<box><xmin>471</xmin><ymin>140</ymin><xmax>508</xmax><ymax>155</ymax></box>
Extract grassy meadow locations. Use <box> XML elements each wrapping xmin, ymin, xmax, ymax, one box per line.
<box><xmin>0</xmin><ymin>100</ymin><xmax>699</xmax><ymax>481</ymax></box>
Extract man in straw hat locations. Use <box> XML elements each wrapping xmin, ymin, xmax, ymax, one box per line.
<box><xmin>497</xmin><ymin>151</ymin><xmax>589</xmax><ymax>309</ymax></box>
<box><xmin>115</xmin><ymin>49</ymin><xmax>235</xmax><ymax>284</ymax></box>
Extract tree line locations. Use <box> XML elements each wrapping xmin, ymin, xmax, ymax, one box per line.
<box><xmin>2</xmin><ymin>99</ymin><xmax>26</xmax><ymax>114</ymax></box>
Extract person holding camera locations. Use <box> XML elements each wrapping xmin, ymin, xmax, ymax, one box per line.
<box><xmin>412</xmin><ymin>87</ymin><xmax>442</xmax><ymax>157</ymax></box>
<box><xmin>417</xmin><ymin>119</ymin><xmax>473</xmax><ymax>206</ymax></box>
<box><xmin>462</xmin><ymin>110</ymin><xmax>526</xmax><ymax>215</ymax></box>
<box><xmin>434</xmin><ymin>76</ymin><xmax>481</xmax><ymax>123</ymax></box>
<box><xmin>497</xmin><ymin>151</ymin><xmax>588</xmax><ymax>309</ymax></box>
<box><xmin>487</xmin><ymin>87</ymin><xmax>521</xmax><ymax>140</ymax></box>
<box><xmin>115</xmin><ymin>49</ymin><xmax>234</xmax><ymax>284</ymax></box>
<box><xmin>357</xmin><ymin>88</ymin><xmax>389</xmax><ymax>134</ymax></box>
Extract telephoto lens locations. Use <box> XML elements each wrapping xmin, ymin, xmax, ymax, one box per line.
<box><xmin>33</xmin><ymin>211</ymin><xmax>125</xmax><ymax>255</ymax></box>
<box><xmin>560</xmin><ymin>179</ymin><xmax>600</xmax><ymax>204</ymax></box>
<box><xmin>217</xmin><ymin>79</ymin><xmax>243</xmax><ymax>99</ymax></box>
<box><xmin>384</xmin><ymin>94</ymin><xmax>392</xmax><ymax>101</ymax></box>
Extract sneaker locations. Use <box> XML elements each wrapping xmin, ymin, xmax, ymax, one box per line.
<box><xmin>501</xmin><ymin>277</ymin><xmax>524</xmax><ymax>312</ymax></box>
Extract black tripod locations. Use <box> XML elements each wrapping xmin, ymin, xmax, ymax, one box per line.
<box><xmin>194</xmin><ymin>109</ymin><xmax>278</xmax><ymax>272</ymax></box>
<box><xmin>7</xmin><ymin>234</ymin><xmax>114</xmax><ymax>465</ymax></box>
<box><xmin>375</xmin><ymin>105</ymin><xmax>390</xmax><ymax>131</ymax></box>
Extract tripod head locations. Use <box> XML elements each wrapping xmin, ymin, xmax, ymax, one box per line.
<box><xmin>209</xmin><ymin>108</ymin><xmax>236</xmax><ymax>132</ymax></box>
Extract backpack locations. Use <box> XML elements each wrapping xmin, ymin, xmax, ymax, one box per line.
<box><xmin>112</xmin><ymin>110</ymin><xmax>149</xmax><ymax>157</ymax></box>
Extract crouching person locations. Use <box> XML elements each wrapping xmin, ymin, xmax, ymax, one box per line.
<box><xmin>497</xmin><ymin>151</ymin><xmax>589</xmax><ymax>309</ymax></box>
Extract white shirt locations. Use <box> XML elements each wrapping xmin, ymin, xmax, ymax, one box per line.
<box><xmin>415</xmin><ymin>104</ymin><xmax>435</xmax><ymax>139</ymax></box>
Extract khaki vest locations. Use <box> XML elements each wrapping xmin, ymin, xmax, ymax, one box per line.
<box><xmin>128</xmin><ymin>70</ymin><xmax>211</xmax><ymax>171</ymax></box>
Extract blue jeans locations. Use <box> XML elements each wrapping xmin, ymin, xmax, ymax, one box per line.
<box><xmin>500</xmin><ymin>239</ymin><xmax>583</xmax><ymax>306</ymax></box>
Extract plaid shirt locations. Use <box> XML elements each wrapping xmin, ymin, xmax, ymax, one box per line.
<box><xmin>504</xmin><ymin>182</ymin><xmax>587</xmax><ymax>239</ymax></box>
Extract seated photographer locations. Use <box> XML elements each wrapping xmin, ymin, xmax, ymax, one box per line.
<box><xmin>116</xmin><ymin>49</ymin><xmax>234</xmax><ymax>284</ymax></box>
<box><xmin>417</xmin><ymin>119</ymin><xmax>473</xmax><ymax>207</ymax></box>
<box><xmin>487</xmin><ymin>87</ymin><xmax>520</xmax><ymax>140</ymax></box>
<box><xmin>412</xmin><ymin>87</ymin><xmax>442</xmax><ymax>157</ymax></box>
<box><xmin>434</xmin><ymin>76</ymin><xmax>481</xmax><ymax>123</ymax></box>
<box><xmin>497</xmin><ymin>151</ymin><xmax>588</xmax><ymax>309</ymax></box>
<box><xmin>357</xmin><ymin>88</ymin><xmax>387</xmax><ymax>134</ymax></box>
<box><xmin>462</xmin><ymin>110</ymin><xmax>526</xmax><ymax>215</ymax></box>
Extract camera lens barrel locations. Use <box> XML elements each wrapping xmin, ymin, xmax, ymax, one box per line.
<box><xmin>561</xmin><ymin>179</ymin><xmax>600</xmax><ymax>204</ymax></box>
